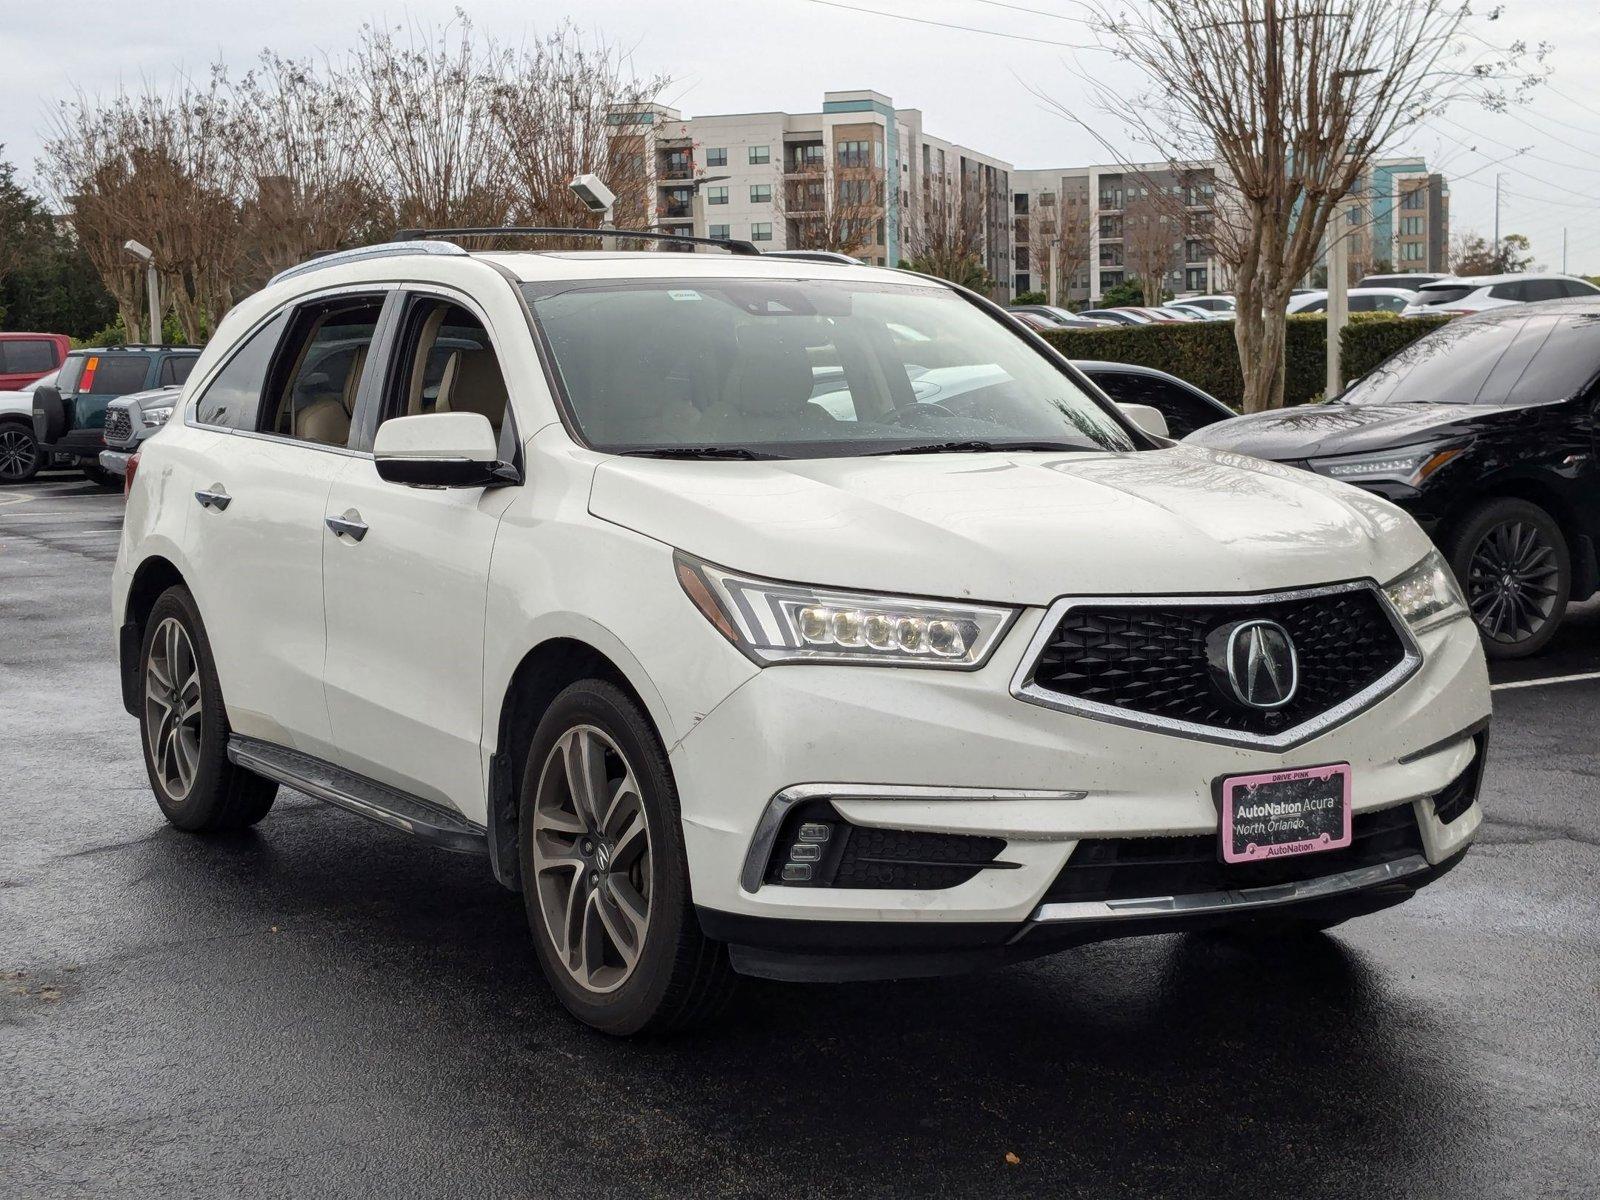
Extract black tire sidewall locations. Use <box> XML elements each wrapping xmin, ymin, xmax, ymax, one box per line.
<box><xmin>1445</xmin><ymin>498</ymin><xmax>1570</xmax><ymax>659</ymax></box>
<box><xmin>0</xmin><ymin>421</ymin><xmax>41</xmax><ymax>483</ymax></box>
<box><xmin>518</xmin><ymin>680</ymin><xmax>696</xmax><ymax>1036</ymax></box>
<box><xmin>83</xmin><ymin>464</ymin><xmax>120</xmax><ymax>490</ymax></box>
<box><xmin>139</xmin><ymin>587</ymin><xmax>236</xmax><ymax>830</ymax></box>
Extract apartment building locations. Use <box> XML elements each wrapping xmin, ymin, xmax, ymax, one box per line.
<box><xmin>1341</xmin><ymin>159</ymin><xmax>1450</xmax><ymax>279</ymax></box>
<box><xmin>605</xmin><ymin>90</ymin><xmax>1015</xmax><ymax>297</ymax></box>
<box><xmin>1010</xmin><ymin>161</ymin><xmax>1230</xmax><ymax>303</ymax></box>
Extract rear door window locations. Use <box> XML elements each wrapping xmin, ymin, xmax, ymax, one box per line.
<box><xmin>159</xmin><ymin>356</ymin><xmax>197</xmax><ymax>386</ymax></box>
<box><xmin>194</xmin><ymin>314</ymin><xmax>287</xmax><ymax>430</ymax></box>
<box><xmin>1416</xmin><ymin>285</ymin><xmax>1477</xmax><ymax>307</ymax></box>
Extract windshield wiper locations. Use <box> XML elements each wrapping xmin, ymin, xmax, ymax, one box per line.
<box><xmin>621</xmin><ymin>446</ymin><xmax>786</xmax><ymax>460</ymax></box>
<box><xmin>868</xmin><ymin>440</ymin><xmax>1086</xmax><ymax>456</ymax></box>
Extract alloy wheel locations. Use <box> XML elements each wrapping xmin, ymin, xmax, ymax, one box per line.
<box><xmin>530</xmin><ymin>725</ymin><xmax>653</xmax><ymax>994</ymax></box>
<box><xmin>1465</xmin><ymin>519</ymin><xmax>1561</xmax><ymax>645</ymax></box>
<box><xmin>145</xmin><ymin>617</ymin><xmax>203</xmax><ymax>801</ymax></box>
<box><xmin>0</xmin><ymin>428</ymin><xmax>38</xmax><ymax>481</ymax></box>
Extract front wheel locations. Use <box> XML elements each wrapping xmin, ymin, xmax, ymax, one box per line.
<box><xmin>0</xmin><ymin>422</ymin><xmax>41</xmax><ymax>483</ymax></box>
<box><xmin>518</xmin><ymin>679</ymin><xmax>735</xmax><ymax>1036</ymax></box>
<box><xmin>1445</xmin><ymin>498</ymin><xmax>1570</xmax><ymax>660</ymax></box>
<box><xmin>139</xmin><ymin>586</ymin><xmax>277</xmax><ymax>831</ymax></box>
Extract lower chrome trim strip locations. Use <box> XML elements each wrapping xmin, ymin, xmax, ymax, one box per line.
<box><xmin>1031</xmin><ymin>854</ymin><xmax>1431</xmax><ymax>923</ymax></box>
<box><xmin>741</xmin><ymin>783</ymin><xmax>1086</xmax><ymax>895</ymax></box>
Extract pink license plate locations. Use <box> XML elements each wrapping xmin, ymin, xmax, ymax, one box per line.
<box><xmin>1219</xmin><ymin>763</ymin><xmax>1352</xmax><ymax>864</ymax></box>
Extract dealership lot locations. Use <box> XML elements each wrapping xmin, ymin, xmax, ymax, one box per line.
<box><xmin>2</xmin><ymin>476</ymin><xmax>1596</xmax><ymax>1199</ymax></box>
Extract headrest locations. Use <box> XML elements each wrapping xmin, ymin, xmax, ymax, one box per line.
<box><xmin>723</xmin><ymin>323</ymin><xmax>815</xmax><ymax>415</ymax></box>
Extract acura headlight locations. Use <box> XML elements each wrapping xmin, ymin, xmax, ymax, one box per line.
<box><xmin>1309</xmin><ymin>441</ymin><xmax>1465</xmax><ymax>487</ymax></box>
<box><xmin>1384</xmin><ymin>549</ymin><xmax>1468</xmax><ymax>634</ymax></box>
<box><xmin>140</xmin><ymin>406</ymin><xmax>174</xmax><ymax>428</ymax></box>
<box><xmin>674</xmin><ymin>552</ymin><xmax>1015</xmax><ymax>668</ymax></box>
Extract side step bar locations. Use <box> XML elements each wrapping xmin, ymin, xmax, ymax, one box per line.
<box><xmin>227</xmin><ymin>736</ymin><xmax>488</xmax><ymax>855</ymax></box>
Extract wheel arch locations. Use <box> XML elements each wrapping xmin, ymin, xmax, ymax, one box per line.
<box><xmin>118</xmin><ymin>554</ymin><xmax>189</xmax><ymax>716</ymax></box>
<box><xmin>1439</xmin><ymin>473</ymin><xmax>1596</xmax><ymax>600</ymax></box>
<box><xmin>485</xmin><ymin>634</ymin><xmax>668</xmax><ymax>892</ymax></box>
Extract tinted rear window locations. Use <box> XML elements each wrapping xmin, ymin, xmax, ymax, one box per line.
<box><xmin>1415</xmin><ymin>285</ymin><xmax>1476</xmax><ymax>306</ymax></box>
<box><xmin>1343</xmin><ymin>312</ymin><xmax>1600</xmax><ymax>406</ymax></box>
<box><xmin>2</xmin><ymin>339</ymin><xmax>59</xmax><ymax>373</ymax></box>
<box><xmin>73</xmin><ymin>355</ymin><xmax>151</xmax><ymax>395</ymax></box>
<box><xmin>159</xmin><ymin>356</ymin><xmax>197</xmax><ymax>386</ymax></box>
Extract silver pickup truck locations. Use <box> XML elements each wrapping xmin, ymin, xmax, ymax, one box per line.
<box><xmin>97</xmin><ymin>385</ymin><xmax>183</xmax><ymax>480</ymax></box>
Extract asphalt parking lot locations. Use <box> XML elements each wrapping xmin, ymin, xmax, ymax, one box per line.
<box><xmin>2</xmin><ymin>474</ymin><xmax>1597</xmax><ymax>1199</ymax></box>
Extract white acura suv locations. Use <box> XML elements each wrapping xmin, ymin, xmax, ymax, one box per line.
<box><xmin>112</xmin><ymin>232</ymin><xmax>1490</xmax><ymax>1034</ymax></box>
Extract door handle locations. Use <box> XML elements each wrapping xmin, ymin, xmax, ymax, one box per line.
<box><xmin>194</xmin><ymin>486</ymin><xmax>231</xmax><ymax>511</ymax></box>
<box><xmin>325</xmin><ymin>510</ymin><xmax>368</xmax><ymax>542</ymax></box>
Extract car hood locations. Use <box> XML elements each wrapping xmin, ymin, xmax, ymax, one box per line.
<box><xmin>587</xmin><ymin>444</ymin><xmax>1431</xmax><ymax>605</ymax></box>
<box><xmin>108</xmin><ymin>385</ymin><xmax>182</xmax><ymax>412</ymax></box>
<box><xmin>1184</xmin><ymin>401</ymin><xmax>1507</xmax><ymax>460</ymax></box>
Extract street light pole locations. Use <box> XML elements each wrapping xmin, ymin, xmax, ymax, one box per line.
<box><xmin>1326</xmin><ymin>198</ymin><xmax>1351</xmax><ymax>400</ymax></box>
<box><xmin>122</xmin><ymin>240</ymin><xmax>161</xmax><ymax>344</ymax></box>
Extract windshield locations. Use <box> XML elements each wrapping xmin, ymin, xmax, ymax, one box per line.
<box><xmin>523</xmin><ymin>277</ymin><xmax>1136</xmax><ymax>458</ymax></box>
<box><xmin>1339</xmin><ymin>311</ymin><xmax>1600</xmax><ymax>406</ymax></box>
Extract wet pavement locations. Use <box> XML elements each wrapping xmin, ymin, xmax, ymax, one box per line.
<box><xmin>2</xmin><ymin>475</ymin><xmax>1597</xmax><ymax>1199</ymax></box>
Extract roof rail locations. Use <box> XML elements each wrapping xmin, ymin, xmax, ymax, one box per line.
<box><xmin>395</xmin><ymin>226</ymin><xmax>762</xmax><ymax>257</ymax></box>
<box><xmin>266</xmin><ymin>240</ymin><xmax>470</xmax><ymax>288</ymax></box>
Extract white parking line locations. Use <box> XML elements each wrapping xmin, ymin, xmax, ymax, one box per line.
<box><xmin>1491</xmin><ymin>670</ymin><xmax>1600</xmax><ymax>692</ymax></box>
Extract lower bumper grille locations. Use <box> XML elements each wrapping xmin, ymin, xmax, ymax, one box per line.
<box><xmin>1433</xmin><ymin>732</ymin><xmax>1488</xmax><ymax>824</ymax></box>
<box><xmin>764</xmin><ymin>802</ymin><xmax>1007</xmax><ymax>889</ymax></box>
<box><xmin>1044</xmin><ymin>801</ymin><xmax>1425</xmax><ymax>904</ymax></box>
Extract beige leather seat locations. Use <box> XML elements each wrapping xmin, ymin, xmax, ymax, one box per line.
<box><xmin>436</xmin><ymin>347</ymin><xmax>508</xmax><ymax>433</ymax></box>
<box><xmin>292</xmin><ymin>343</ymin><xmax>366</xmax><ymax>446</ymax></box>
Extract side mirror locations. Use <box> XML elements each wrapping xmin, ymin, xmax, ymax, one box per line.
<box><xmin>373</xmin><ymin>412</ymin><xmax>509</xmax><ymax>488</ymax></box>
<box><xmin>1117</xmin><ymin>402</ymin><xmax>1170</xmax><ymax>439</ymax></box>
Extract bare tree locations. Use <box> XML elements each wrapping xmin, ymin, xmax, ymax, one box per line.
<box><xmin>1043</xmin><ymin>198</ymin><xmax>1092</xmax><ymax>304</ymax></box>
<box><xmin>781</xmin><ymin>158</ymin><xmax>886</xmax><ymax>258</ymax></box>
<box><xmin>1120</xmin><ymin>188</ymin><xmax>1184</xmax><ymax>306</ymax></box>
<box><xmin>905</xmin><ymin>169</ymin><xmax>991</xmax><ymax>294</ymax></box>
<box><xmin>234</xmin><ymin>53</ymin><xmax>384</xmax><ymax>281</ymax></box>
<box><xmin>1063</xmin><ymin>1</ymin><xmax>1544</xmax><ymax>412</ymax></box>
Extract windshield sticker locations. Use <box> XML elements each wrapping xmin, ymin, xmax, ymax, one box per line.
<box><xmin>667</xmin><ymin>290</ymin><xmax>702</xmax><ymax>302</ymax></box>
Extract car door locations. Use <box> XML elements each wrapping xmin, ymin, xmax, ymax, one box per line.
<box><xmin>320</xmin><ymin>289</ymin><xmax>518</xmax><ymax>813</ymax></box>
<box><xmin>182</xmin><ymin>289</ymin><xmax>392</xmax><ymax>762</ymax></box>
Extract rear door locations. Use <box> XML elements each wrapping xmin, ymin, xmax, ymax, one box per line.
<box><xmin>320</xmin><ymin>288</ymin><xmax>518</xmax><ymax>813</ymax></box>
<box><xmin>182</xmin><ymin>289</ymin><xmax>392</xmax><ymax>761</ymax></box>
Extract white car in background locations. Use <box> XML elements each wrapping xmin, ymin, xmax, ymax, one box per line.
<box><xmin>1402</xmin><ymin>273</ymin><xmax>1599</xmax><ymax>317</ymax></box>
<box><xmin>1287</xmin><ymin>288</ymin><xmax>1417</xmax><ymax>315</ymax></box>
<box><xmin>112</xmin><ymin>234</ymin><xmax>1490</xmax><ymax>1035</ymax></box>
<box><xmin>0</xmin><ymin>367</ymin><xmax>58</xmax><ymax>483</ymax></box>
<box><xmin>1167</xmin><ymin>294</ymin><xmax>1235</xmax><ymax>315</ymax></box>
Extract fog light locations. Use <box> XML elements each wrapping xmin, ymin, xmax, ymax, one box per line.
<box><xmin>778</xmin><ymin>820</ymin><xmax>835</xmax><ymax>885</ymax></box>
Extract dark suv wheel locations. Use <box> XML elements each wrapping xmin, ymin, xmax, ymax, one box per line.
<box><xmin>83</xmin><ymin>464</ymin><xmax>122</xmax><ymax>491</ymax></box>
<box><xmin>139</xmin><ymin>586</ymin><xmax>277</xmax><ymax>830</ymax></box>
<box><xmin>0</xmin><ymin>421</ymin><xmax>41</xmax><ymax>483</ymax></box>
<box><xmin>1446</xmin><ymin>497</ymin><xmax>1570</xmax><ymax>659</ymax></box>
<box><xmin>518</xmin><ymin>679</ymin><xmax>735</xmax><ymax>1035</ymax></box>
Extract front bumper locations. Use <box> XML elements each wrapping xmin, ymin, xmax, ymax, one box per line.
<box><xmin>98</xmin><ymin>449</ymin><xmax>132</xmax><ymax>478</ymax></box>
<box><xmin>673</xmin><ymin>606</ymin><xmax>1489</xmax><ymax>977</ymax></box>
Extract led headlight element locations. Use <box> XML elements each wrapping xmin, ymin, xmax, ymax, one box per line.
<box><xmin>1384</xmin><ymin>549</ymin><xmax>1468</xmax><ymax>634</ymax></box>
<box><xmin>1310</xmin><ymin>442</ymin><xmax>1465</xmax><ymax>487</ymax></box>
<box><xmin>140</xmin><ymin>406</ymin><xmax>174</xmax><ymax>428</ymax></box>
<box><xmin>674</xmin><ymin>552</ymin><xmax>1015</xmax><ymax>668</ymax></box>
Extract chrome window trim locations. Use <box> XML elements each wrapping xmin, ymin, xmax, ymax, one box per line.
<box><xmin>1030</xmin><ymin>854</ymin><xmax>1430</xmax><ymax>924</ymax></box>
<box><xmin>1008</xmin><ymin>580</ymin><xmax>1424</xmax><ymax>752</ymax></box>
<box><xmin>740</xmin><ymin>782</ymin><xmax>1087</xmax><ymax>894</ymax></box>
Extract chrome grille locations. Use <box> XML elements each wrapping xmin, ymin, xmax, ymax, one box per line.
<box><xmin>102</xmin><ymin>406</ymin><xmax>134</xmax><ymax>446</ymax></box>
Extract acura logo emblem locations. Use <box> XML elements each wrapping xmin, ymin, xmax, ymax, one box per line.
<box><xmin>1207</xmin><ymin>619</ymin><xmax>1299</xmax><ymax>710</ymax></box>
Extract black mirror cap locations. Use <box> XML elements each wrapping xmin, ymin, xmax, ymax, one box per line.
<box><xmin>374</xmin><ymin>455</ymin><xmax>517</xmax><ymax>488</ymax></box>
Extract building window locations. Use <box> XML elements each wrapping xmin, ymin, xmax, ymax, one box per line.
<box><xmin>706</xmin><ymin>186</ymin><xmax>728</xmax><ymax>205</ymax></box>
<box><xmin>750</xmin><ymin>183</ymin><xmax>772</xmax><ymax>204</ymax></box>
<box><xmin>706</xmin><ymin>147</ymin><xmax>727</xmax><ymax>167</ymax></box>
<box><xmin>1186</xmin><ymin>267</ymin><xmax>1208</xmax><ymax>291</ymax></box>
<box><xmin>1402</xmin><ymin>188</ymin><xmax>1425</xmax><ymax>210</ymax></box>
<box><xmin>1401</xmin><ymin>216</ymin><xmax>1424</xmax><ymax>236</ymax></box>
<box><xmin>1099</xmin><ymin>270</ymin><xmax>1124</xmax><ymax>291</ymax></box>
<box><xmin>1014</xmin><ymin>193</ymin><xmax>1030</xmax><ymax>215</ymax></box>
<box><xmin>1015</xmin><ymin>246</ymin><xmax>1029</xmax><ymax>268</ymax></box>
<box><xmin>750</xmin><ymin>222</ymin><xmax>773</xmax><ymax>241</ymax></box>
<box><xmin>708</xmin><ymin>224</ymin><xmax>730</xmax><ymax>240</ymax></box>
<box><xmin>790</xmin><ymin>143</ymin><xmax>824</xmax><ymax>171</ymax></box>
<box><xmin>749</xmin><ymin>145</ymin><xmax>770</xmax><ymax>165</ymax></box>
<box><xmin>1015</xmin><ymin>273</ymin><xmax>1031</xmax><ymax>294</ymax></box>
<box><xmin>837</xmin><ymin>139</ymin><xmax>873</xmax><ymax>168</ymax></box>
<box><xmin>1039</xmin><ymin>191</ymin><xmax>1055</xmax><ymax>207</ymax></box>
<box><xmin>1401</xmin><ymin>241</ymin><xmax>1424</xmax><ymax>261</ymax></box>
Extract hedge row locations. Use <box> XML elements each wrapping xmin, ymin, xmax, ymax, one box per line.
<box><xmin>1041</xmin><ymin>312</ymin><xmax>1452</xmax><ymax>408</ymax></box>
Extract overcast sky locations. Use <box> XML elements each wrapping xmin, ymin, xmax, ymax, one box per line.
<box><xmin>4</xmin><ymin>0</ymin><xmax>1598</xmax><ymax>273</ymax></box>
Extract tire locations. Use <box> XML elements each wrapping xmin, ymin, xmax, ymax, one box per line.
<box><xmin>0</xmin><ymin>421</ymin><xmax>41</xmax><ymax>483</ymax></box>
<box><xmin>1444</xmin><ymin>497</ymin><xmax>1570</xmax><ymax>660</ymax></box>
<box><xmin>83</xmin><ymin>464</ymin><xmax>121</xmax><ymax>491</ymax></box>
<box><xmin>518</xmin><ymin>679</ymin><xmax>736</xmax><ymax>1036</ymax></box>
<box><xmin>138</xmin><ymin>586</ymin><xmax>277</xmax><ymax>831</ymax></box>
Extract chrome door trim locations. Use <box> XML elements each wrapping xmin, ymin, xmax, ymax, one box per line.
<box><xmin>1008</xmin><ymin>580</ymin><xmax>1423</xmax><ymax>752</ymax></box>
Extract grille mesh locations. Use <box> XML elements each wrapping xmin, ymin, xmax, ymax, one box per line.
<box><xmin>102</xmin><ymin>407</ymin><xmax>133</xmax><ymax>445</ymax></box>
<box><xmin>1029</xmin><ymin>587</ymin><xmax>1408</xmax><ymax>737</ymax></box>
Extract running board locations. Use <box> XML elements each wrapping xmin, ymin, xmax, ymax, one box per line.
<box><xmin>227</xmin><ymin>736</ymin><xmax>488</xmax><ymax>855</ymax></box>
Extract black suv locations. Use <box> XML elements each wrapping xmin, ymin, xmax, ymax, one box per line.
<box><xmin>33</xmin><ymin>345</ymin><xmax>200</xmax><ymax>488</ymax></box>
<box><xmin>1188</xmin><ymin>299</ymin><xmax>1600</xmax><ymax>657</ymax></box>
